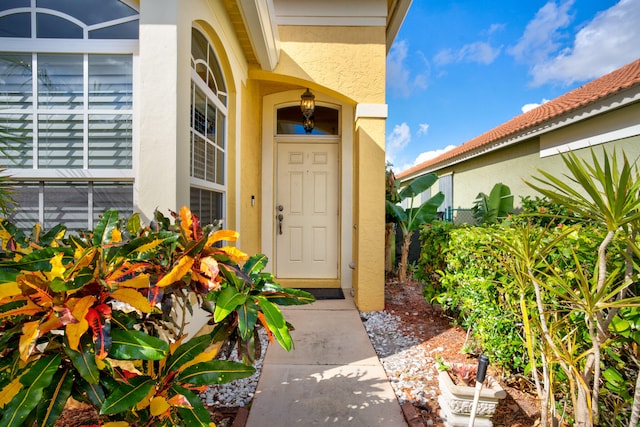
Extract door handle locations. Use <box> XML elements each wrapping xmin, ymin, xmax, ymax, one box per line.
<box><xmin>277</xmin><ymin>213</ymin><xmax>284</xmax><ymax>235</ymax></box>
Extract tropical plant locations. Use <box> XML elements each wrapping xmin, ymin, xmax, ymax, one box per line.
<box><xmin>386</xmin><ymin>173</ymin><xmax>444</xmax><ymax>283</ymax></box>
<box><xmin>0</xmin><ymin>206</ymin><xmax>314</xmax><ymax>426</ymax></box>
<box><xmin>385</xmin><ymin>165</ymin><xmax>400</xmax><ymax>274</ymax></box>
<box><xmin>416</xmin><ymin>220</ymin><xmax>455</xmax><ymax>301</ymax></box>
<box><xmin>524</xmin><ymin>148</ymin><xmax>640</xmax><ymax>427</ymax></box>
<box><xmin>471</xmin><ymin>182</ymin><xmax>513</xmax><ymax>224</ymax></box>
<box><xmin>0</xmin><ymin>169</ymin><xmax>15</xmax><ymax>216</ymax></box>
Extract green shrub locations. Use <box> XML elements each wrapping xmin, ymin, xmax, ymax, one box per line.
<box><xmin>416</xmin><ymin>220</ymin><xmax>455</xmax><ymax>301</ymax></box>
<box><xmin>518</xmin><ymin>195</ymin><xmax>582</xmax><ymax>227</ymax></box>
<box><xmin>436</xmin><ymin>225</ymin><xmax>528</xmax><ymax>371</ymax></box>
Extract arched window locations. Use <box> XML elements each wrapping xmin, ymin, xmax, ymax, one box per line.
<box><xmin>276</xmin><ymin>105</ymin><xmax>339</xmax><ymax>136</ymax></box>
<box><xmin>0</xmin><ymin>0</ymin><xmax>138</xmax><ymax>231</ymax></box>
<box><xmin>189</xmin><ymin>27</ymin><xmax>227</xmax><ymax>225</ymax></box>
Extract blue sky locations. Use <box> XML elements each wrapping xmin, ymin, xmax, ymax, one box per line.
<box><xmin>386</xmin><ymin>0</ymin><xmax>640</xmax><ymax>173</ymax></box>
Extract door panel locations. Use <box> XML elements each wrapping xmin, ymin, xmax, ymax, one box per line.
<box><xmin>276</xmin><ymin>143</ymin><xmax>338</xmax><ymax>278</ymax></box>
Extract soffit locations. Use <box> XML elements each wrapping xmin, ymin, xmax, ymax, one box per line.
<box><xmin>223</xmin><ymin>0</ymin><xmax>260</xmax><ymax>67</ymax></box>
<box><xmin>224</xmin><ymin>0</ymin><xmax>411</xmax><ymax>70</ymax></box>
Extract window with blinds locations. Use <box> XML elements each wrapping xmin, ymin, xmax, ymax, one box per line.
<box><xmin>0</xmin><ymin>0</ymin><xmax>137</xmax><ymax>231</ymax></box>
<box><xmin>189</xmin><ymin>27</ymin><xmax>227</xmax><ymax>225</ymax></box>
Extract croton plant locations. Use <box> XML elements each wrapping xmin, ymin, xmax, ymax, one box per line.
<box><xmin>0</xmin><ymin>206</ymin><xmax>314</xmax><ymax>426</ymax></box>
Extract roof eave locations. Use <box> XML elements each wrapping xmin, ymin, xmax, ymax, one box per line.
<box><xmin>386</xmin><ymin>0</ymin><xmax>412</xmax><ymax>53</ymax></box>
<box><xmin>237</xmin><ymin>0</ymin><xmax>280</xmax><ymax>71</ymax></box>
<box><xmin>400</xmin><ymin>86</ymin><xmax>640</xmax><ymax>181</ymax></box>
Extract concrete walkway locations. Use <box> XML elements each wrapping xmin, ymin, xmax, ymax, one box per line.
<box><xmin>245</xmin><ymin>292</ymin><xmax>408</xmax><ymax>426</ymax></box>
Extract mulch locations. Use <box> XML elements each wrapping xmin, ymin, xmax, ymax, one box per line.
<box><xmin>55</xmin><ymin>280</ymin><xmax>540</xmax><ymax>426</ymax></box>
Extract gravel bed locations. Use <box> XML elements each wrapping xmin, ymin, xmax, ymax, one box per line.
<box><xmin>361</xmin><ymin>310</ymin><xmax>441</xmax><ymax>407</ymax></box>
<box><xmin>201</xmin><ymin>328</ymin><xmax>269</xmax><ymax>407</ymax></box>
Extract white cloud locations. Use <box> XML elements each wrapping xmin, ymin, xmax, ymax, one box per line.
<box><xmin>414</xmin><ymin>144</ymin><xmax>457</xmax><ymax>165</ymax></box>
<box><xmin>386</xmin><ymin>122</ymin><xmax>412</xmax><ymax>165</ymax></box>
<box><xmin>521</xmin><ymin>98</ymin><xmax>550</xmax><ymax>113</ymax></box>
<box><xmin>508</xmin><ymin>0</ymin><xmax>575</xmax><ymax>64</ymax></box>
<box><xmin>417</xmin><ymin>123</ymin><xmax>430</xmax><ymax>136</ymax></box>
<box><xmin>395</xmin><ymin>144</ymin><xmax>458</xmax><ymax>173</ymax></box>
<box><xmin>387</xmin><ymin>40</ymin><xmax>429</xmax><ymax>98</ymax></box>
<box><xmin>529</xmin><ymin>0</ymin><xmax>640</xmax><ymax>86</ymax></box>
<box><xmin>487</xmin><ymin>23</ymin><xmax>506</xmax><ymax>35</ymax></box>
<box><xmin>434</xmin><ymin>41</ymin><xmax>501</xmax><ymax>66</ymax></box>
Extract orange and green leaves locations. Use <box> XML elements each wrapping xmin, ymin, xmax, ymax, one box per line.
<box><xmin>0</xmin><ymin>206</ymin><xmax>313</xmax><ymax>426</ymax></box>
<box><xmin>0</xmin><ymin>354</ymin><xmax>61</xmax><ymax>427</ymax></box>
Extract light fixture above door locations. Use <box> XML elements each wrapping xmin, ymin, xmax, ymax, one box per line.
<box><xmin>300</xmin><ymin>88</ymin><xmax>315</xmax><ymax>133</ymax></box>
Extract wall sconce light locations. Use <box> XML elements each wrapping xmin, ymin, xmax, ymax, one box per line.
<box><xmin>300</xmin><ymin>88</ymin><xmax>315</xmax><ymax>134</ymax></box>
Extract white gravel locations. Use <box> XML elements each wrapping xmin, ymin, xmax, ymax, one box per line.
<box><xmin>201</xmin><ymin>328</ymin><xmax>269</xmax><ymax>408</ymax></box>
<box><xmin>361</xmin><ymin>310</ymin><xmax>439</xmax><ymax>407</ymax></box>
<box><xmin>202</xmin><ymin>310</ymin><xmax>436</xmax><ymax>409</ymax></box>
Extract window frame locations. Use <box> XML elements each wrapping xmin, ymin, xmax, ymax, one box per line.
<box><xmin>189</xmin><ymin>26</ymin><xmax>228</xmax><ymax>224</ymax></box>
<box><xmin>0</xmin><ymin>1</ymin><xmax>138</xmax><ymax>230</ymax></box>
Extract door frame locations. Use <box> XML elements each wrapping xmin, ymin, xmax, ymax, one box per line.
<box><xmin>261</xmin><ymin>90</ymin><xmax>354</xmax><ymax>289</ymax></box>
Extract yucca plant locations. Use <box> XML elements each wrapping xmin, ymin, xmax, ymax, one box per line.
<box><xmin>0</xmin><ymin>206</ymin><xmax>313</xmax><ymax>426</ymax></box>
<box><xmin>523</xmin><ymin>148</ymin><xmax>640</xmax><ymax>427</ymax></box>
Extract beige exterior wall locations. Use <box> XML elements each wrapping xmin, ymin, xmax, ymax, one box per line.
<box><xmin>438</xmin><ymin>132</ymin><xmax>640</xmax><ymax>211</ymax></box>
<box><xmin>137</xmin><ymin>0</ymin><xmax>181</xmax><ymax>221</ymax></box>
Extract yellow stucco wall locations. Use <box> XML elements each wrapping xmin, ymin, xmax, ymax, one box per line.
<box><xmin>136</xmin><ymin>3</ymin><xmax>389</xmax><ymax>311</ymax></box>
<box><xmin>273</xmin><ymin>26</ymin><xmax>386</xmax><ymax>103</ymax></box>
<box><xmin>353</xmin><ymin>118</ymin><xmax>386</xmax><ymax>310</ymax></box>
<box><xmin>272</xmin><ymin>25</ymin><xmax>387</xmax><ymax>310</ymax></box>
<box><xmin>238</xmin><ymin>80</ymin><xmax>262</xmax><ymax>255</ymax></box>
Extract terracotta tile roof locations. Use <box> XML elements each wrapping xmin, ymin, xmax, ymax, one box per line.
<box><xmin>397</xmin><ymin>57</ymin><xmax>640</xmax><ymax>179</ymax></box>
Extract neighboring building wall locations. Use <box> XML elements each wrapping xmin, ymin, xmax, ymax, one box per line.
<box><xmin>440</xmin><ymin>139</ymin><xmax>541</xmax><ymax>210</ymax></box>
<box><xmin>439</xmin><ymin>131</ymin><xmax>640</xmax><ymax>211</ymax></box>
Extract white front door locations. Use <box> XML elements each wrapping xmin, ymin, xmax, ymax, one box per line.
<box><xmin>275</xmin><ymin>143</ymin><xmax>339</xmax><ymax>278</ymax></box>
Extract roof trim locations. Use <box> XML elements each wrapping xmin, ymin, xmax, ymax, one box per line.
<box><xmin>237</xmin><ymin>0</ymin><xmax>280</xmax><ymax>71</ymax></box>
<box><xmin>398</xmin><ymin>58</ymin><xmax>640</xmax><ymax>180</ymax></box>
<box><xmin>386</xmin><ymin>0</ymin><xmax>412</xmax><ymax>53</ymax></box>
<box><xmin>401</xmin><ymin>89</ymin><xmax>640</xmax><ymax>181</ymax></box>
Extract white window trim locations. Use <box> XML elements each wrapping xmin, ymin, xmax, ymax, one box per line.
<box><xmin>1</xmin><ymin>1</ymin><xmax>139</xmax><ymax>229</ymax></box>
<box><xmin>540</xmin><ymin>123</ymin><xmax>640</xmax><ymax>157</ymax></box>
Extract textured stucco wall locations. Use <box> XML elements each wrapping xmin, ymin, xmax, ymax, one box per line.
<box><xmin>238</xmin><ymin>79</ymin><xmax>262</xmax><ymax>255</ymax></box>
<box><xmin>136</xmin><ymin>0</ymin><xmax>246</xmax><ymax>227</ymax></box>
<box><xmin>441</xmin><ymin>133</ymin><xmax>640</xmax><ymax>211</ymax></box>
<box><xmin>274</xmin><ymin>26</ymin><xmax>386</xmax><ymax>104</ymax></box>
<box><xmin>136</xmin><ymin>2</ymin><xmax>389</xmax><ymax>310</ymax></box>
